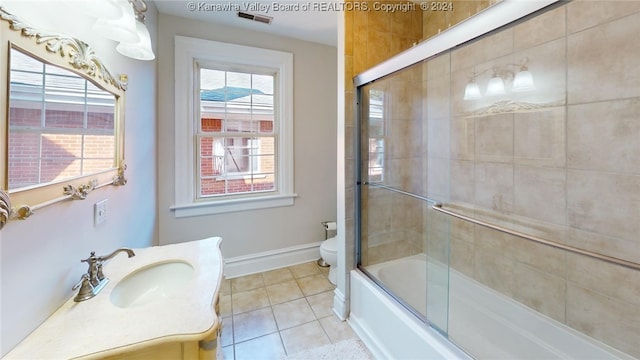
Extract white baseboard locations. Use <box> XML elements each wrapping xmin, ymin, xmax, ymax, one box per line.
<box><xmin>332</xmin><ymin>288</ymin><xmax>349</xmax><ymax>320</ymax></box>
<box><xmin>224</xmin><ymin>241</ymin><xmax>323</xmax><ymax>278</ymax></box>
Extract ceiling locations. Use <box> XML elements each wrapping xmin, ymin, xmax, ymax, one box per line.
<box><xmin>152</xmin><ymin>0</ymin><xmax>338</xmax><ymax>46</ymax></box>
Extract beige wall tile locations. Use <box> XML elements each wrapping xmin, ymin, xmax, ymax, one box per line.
<box><xmin>513</xmin><ymin>237</ymin><xmax>566</xmax><ymax>278</ymax></box>
<box><xmin>427</xmin><ymin>75</ymin><xmax>452</xmax><ymax>120</ymax></box>
<box><xmin>567</xmin><ymin>0</ymin><xmax>640</xmax><ymax>34</ymax></box>
<box><xmin>450</xmin><ymin>235</ymin><xmax>475</xmax><ymax>276</ymax></box>
<box><xmin>427</xmin><ymin>157</ymin><xmax>450</xmax><ymax>200</ymax></box>
<box><xmin>450</xmin><ymin>160</ymin><xmax>474</xmax><ymax>203</ymax></box>
<box><xmin>567</xmin><ymin>98</ymin><xmax>640</xmax><ymax>174</ymax></box>
<box><xmin>567</xmin><ymin>170</ymin><xmax>640</xmax><ymax>242</ymax></box>
<box><xmin>566</xmin><ymin>285</ymin><xmax>640</xmax><ymax>358</ymax></box>
<box><xmin>568</xmin><ymin>14</ymin><xmax>640</xmax><ymax>104</ymax></box>
<box><xmin>514</xmin><ymin>263</ymin><xmax>566</xmax><ymax>323</ymax></box>
<box><xmin>513</xmin><ymin>38</ymin><xmax>566</xmax><ymax>106</ymax></box>
<box><xmin>474</xmin><ymin>246</ymin><xmax>515</xmax><ymax>297</ymax></box>
<box><xmin>567</xmin><ymin>253</ymin><xmax>640</xmax><ymax>307</ymax></box>
<box><xmin>428</xmin><ymin>116</ymin><xmax>450</xmax><ymax>159</ymax></box>
<box><xmin>514</xmin><ymin>6</ymin><xmax>566</xmax><ymax>51</ymax></box>
<box><xmin>451</xmin><ymin>28</ymin><xmax>514</xmax><ymax>72</ymax></box>
<box><xmin>514</xmin><ymin>107</ymin><xmax>566</xmax><ymax>168</ymax></box>
<box><xmin>513</xmin><ymin>165</ymin><xmax>566</xmax><ymax>225</ymax></box>
<box><xmin>566</xmin><ymin>228</ymin><xmax>639</xmax><ymax>266</ymax></box>
<box><xmin>475</xmin><ymin>162</ymin><xmax>514</xmax><ymax>213</ymax></box>
<box><xmin>450</xmin><ymin>116</ymin><xmax>475</xmax><ymax>161</ymax></box>
<box><xmin>475</xmin><ymin>114</ymin><xmax>514</xmax><ymax>162</ymax></box>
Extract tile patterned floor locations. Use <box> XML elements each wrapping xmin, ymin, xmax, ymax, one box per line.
<box><xmin>219</xmin><ymin>261</ymin><xmax>359</xmax><ymax>359</ymax></box>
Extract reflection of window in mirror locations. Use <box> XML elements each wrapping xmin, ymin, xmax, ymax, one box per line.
<box><xmin>8</xmin><ymin>47</ymin><xmax>116</xmax><ymax>190</ymax></box>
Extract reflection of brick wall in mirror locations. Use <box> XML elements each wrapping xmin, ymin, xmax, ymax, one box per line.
<box><xmin>7</xmin><ymin>47</ymin><xmax>116</xmax><ymax>190</ymax></box>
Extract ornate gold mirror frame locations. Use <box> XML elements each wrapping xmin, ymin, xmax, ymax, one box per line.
<box><xmin>0</xmin><ymin>7</ymin><xmax>127</xmax><ymax>230</ymax></box>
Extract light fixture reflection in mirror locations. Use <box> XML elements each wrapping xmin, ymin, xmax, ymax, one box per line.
<box><xmin>463</xmin><ymin>58</ymin><xmax>535</xmax><ymax>100</ymax></box>
<box><xmin>463</xmin><ymin>79</ymin><xmax>481</xmax><ymax>100</ymax></box>
<box><xmin>486</xmin><ymin>74</ymin><xmax>506</xmax><ymax>97</ymax></box>
<box><xmin>8</xmin><ymin>47</ymin><xmax>117</xmax><ymax>191</ymax></box>
<box><xmin>512</xmin><ymin>65</ymin><xmax>535</xmax><ymax>92</ymax></box>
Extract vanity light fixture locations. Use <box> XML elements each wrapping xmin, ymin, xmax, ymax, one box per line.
<box><xmin>83</xmin><ymin>0</ymin><xmax>154</xmax><ymax>60</ymax></box>
<box><xmin>73</xmin><ymin>0</ymin><xmax>123</xmax><ymax>20</ymax></box>
<box><xmin>116</xmin><ymin>0</ymin><xmax>155</xmax><ymax>60</ymax></box>
<box><xmin>93</xmin><ymin>0</ymin><xmax>139</xmax><ymax>43</ymax></box>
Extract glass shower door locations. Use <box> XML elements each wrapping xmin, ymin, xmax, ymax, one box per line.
<box><xmin>356</xmin><ymin>55</ymin><xmax>452</xmax><ymax>334</ymax></box>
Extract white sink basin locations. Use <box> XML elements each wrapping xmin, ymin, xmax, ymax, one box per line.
<box><xmin>110</xmin><ymin>260</ymin><xmax>194</xmax><ymax>308</ymax></box>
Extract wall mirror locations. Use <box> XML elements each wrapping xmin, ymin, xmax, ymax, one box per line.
<box><xmin>0</xmin><ymin>7</ymin><xmax>127</xmax><ymax>227</ymax></box>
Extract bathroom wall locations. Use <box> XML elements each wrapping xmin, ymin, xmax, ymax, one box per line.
<box><xmin>156</xmin><ymin>14</ymin><xmax>337</xmax><ymax>270</ymax></box>
<box><xmin>0</xmin><ymin>1</ymin><xmax>158</xmax><ymax>356</ymax></box>
<box><xmin>433</xmin><ymin>2</ymin><xmax>640</xmax><ymax>356</ymax></box>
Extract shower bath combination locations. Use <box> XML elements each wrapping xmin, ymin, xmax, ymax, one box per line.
<box><xmin>349</xmin><ymin>1</ymin><xmax>640</xmax><ymax>359</ymax></box>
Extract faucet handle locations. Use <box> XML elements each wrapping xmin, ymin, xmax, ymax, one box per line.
<box><xmin>72</xmin><ymin>274</ymin><xmax>92</xmax><ymax>291</ymax></box>
<box><xmin>81</xmin><ymin>252</ymin><xmax>98</xmax><ymax>264</ymax></box>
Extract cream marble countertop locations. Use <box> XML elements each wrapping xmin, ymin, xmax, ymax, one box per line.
<box><xmin>4</xmin><ymin>237</ymin><xmax>223</xmax><ymax>360</ymax></box>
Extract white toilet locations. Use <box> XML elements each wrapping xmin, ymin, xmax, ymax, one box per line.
<box><xmin>319</xmin><ymin>236</ymin><xmax>338</xmax><ymax>285</ymax></box>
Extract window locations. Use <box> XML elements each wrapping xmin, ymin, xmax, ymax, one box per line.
<box><xmin>173</xmin><ymin>36</ymin><xmax>295</xmax><ymax>216</ymax></box>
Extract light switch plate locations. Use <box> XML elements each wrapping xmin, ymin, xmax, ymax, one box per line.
<box><xmin>94</xmin><ymin>199</ymin><xmax>108</xmax><ymax>226</ymax></box>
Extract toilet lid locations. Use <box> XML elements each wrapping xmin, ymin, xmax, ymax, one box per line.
<box><xmin>323</xmin><ymin>236</ymin><xmax>337</xmax><ymax>252</ymax></box>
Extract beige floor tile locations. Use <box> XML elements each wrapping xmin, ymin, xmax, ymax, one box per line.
<box><xmin>266</xmin><ymin>280</ymin><xmax>304</xmax><ymax>305</ymax></box>
<box><xmin>307</xmin><ymin>290</ymin><xmax>335</xmax><ymax>319</ymax></box>
<box><xmin>319</xmin><ymin>266</ymin><xmax>330</xmax><ymax>278</ymax></box>
<box><xmin>219</xmin><ymin>294</ymin><xmax>232</xmax><ymax>318</ymax></box>
<box><xmin>280</xmin><ymin>321</ymin><xmax>331</xmax><ymax>354</ymax></box>
<box><xmin>221</xmin><ymin>316</ymin><xmax>234</xmax><ymax>347</ymax></box>
<box><xmin>232</xmin><ymin>287</ymin><xmax>270</xmax><ymax>315</ymax></box>
<box><xmin>221</xmin><ymin>345</ymin><xmax>234</xmax><ymax>360</ymax></box>
<box><xmin>289</xmin><ymin>262</ymin><xmax>321</xmax><ymax>278</ymax></box>
<box><xmin>233</xmin><ymin>307</ymin><xmax>278</xmax><ymax>343</ymax></box>
<box><xmin>262</xmin><ymin>267</ymin><xmax>295</xmax><ymax>286</ymax></box>
<box><xmin>231</xmin><ymin>273</ymin><xmax>265</xmax><ymax>293</ymax></box>
<box><xmin>297</xmin><ymin>274</ymin><xmax>334</xmax><ymax>296</ymax></box>
<box><xmin>280</xmin><ymin>321</ymin><xmax>331</xmax><ymax>355</ymax></box>
<box><xmin>319</xmin><ymin>316</ymin><xmax>357</xmax><ymax>343</ymax></box>
<box><xmin>220</xmin><ymin>278</ymin><xmax>232</xmax><ymax>296</ymax></box>
<box><xmin>234</xmin><ymin>333</ymin><xmax>286</xmax><ymax>360</ymax></box>
<box><xmin>272</xmin><ymin>298</ymin><xmax>317</xmax><ymax>330</ymax></box>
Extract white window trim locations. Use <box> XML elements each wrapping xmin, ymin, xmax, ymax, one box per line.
<box><xmin>172</xmin><ymin>36</ymin><xmax>296</xmax><ymax>217</ymax></box>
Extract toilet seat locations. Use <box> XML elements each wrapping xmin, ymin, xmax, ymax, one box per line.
<box><xmin>321</xmin><ymin>236</ymin><xmax>337</xmax><ymax>253</ymax></box>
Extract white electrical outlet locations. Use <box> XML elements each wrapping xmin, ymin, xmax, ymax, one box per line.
<box><xmin>94</xmin><ymin>199</ymin><xmax>108</xmax><ymax>226</ymax></box>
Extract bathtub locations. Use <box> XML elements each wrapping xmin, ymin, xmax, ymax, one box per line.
<box><xmin>350</xmin><ymin>254</ymin><xmax>634</xmax><ymax>360</ymax></box>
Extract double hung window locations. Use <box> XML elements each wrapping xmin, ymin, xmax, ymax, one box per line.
<box><xmin>173</xmin><ymin>36</ymin><xmax>295</xmax><ymax>217</ymax></box>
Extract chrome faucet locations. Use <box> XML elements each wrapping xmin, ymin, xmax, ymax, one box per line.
<box><xmin>73</xmin><ymin>248</ymin><xmax>135</xmax><ymax>302</ymax></box>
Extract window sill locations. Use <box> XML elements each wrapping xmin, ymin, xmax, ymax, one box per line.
<box><xmin>170</xmin><ymin>193</ymin><xmax>298</xmax><ymax>217</ymax></box>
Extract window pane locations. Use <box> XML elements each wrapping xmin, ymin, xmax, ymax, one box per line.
<box><xmin>196</xmin><ymin>64</ymin><xmax>279</xmax><ymax>198</ymax></box>
<box><xmin>252</xmin><ymin>74</ymin><xmax>273</xmax><ymax>95</ymax></box>
<box><xmin>9</xmin><ymin>101</ymin><xmax>42</xmax><ymax>127</ymax></box>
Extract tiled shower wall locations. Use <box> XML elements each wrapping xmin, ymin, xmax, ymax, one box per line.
<box><xmin>348</xmin><ymin>0</ymin><xmax>639</xmax><ymax>357</ymax></box>
<box><xmin>345</xmin><ymin>1</ymin><xmax>491</xmax><ymax>268</ymax></box>
<box><xmin>430</xmin><ymin>2</ymin><xmax>640</xmax><ymax>357</ymax></box>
